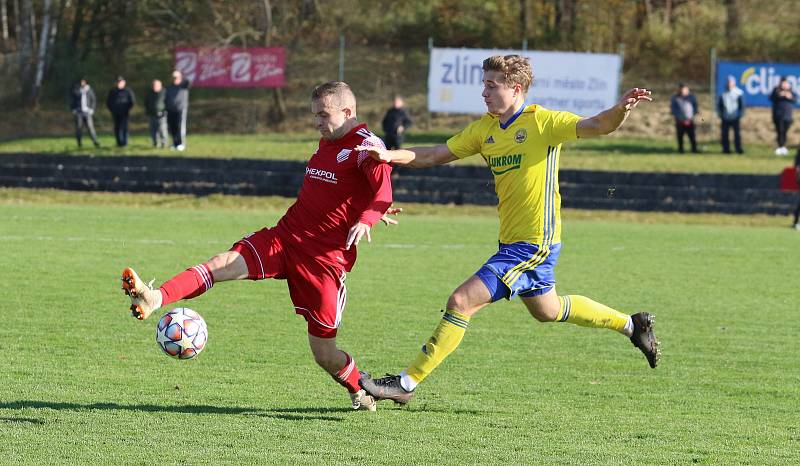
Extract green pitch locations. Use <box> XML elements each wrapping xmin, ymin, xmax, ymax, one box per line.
<box><xmin>0</xmin><ymin>193</ymin><xmax>797</xmax><ymax>464</ymax></box>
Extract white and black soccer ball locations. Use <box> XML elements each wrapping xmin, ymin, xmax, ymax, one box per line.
<box><xmin>156</xmin><ymin>308</ymin><xmax>208</xmax><ymax>359</ymax></box>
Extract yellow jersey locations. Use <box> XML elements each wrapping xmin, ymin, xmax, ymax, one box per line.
<box><xmin>446</xmin><ymin>105</ymin><xmax>581</xmax><ymax>245</ymax></box>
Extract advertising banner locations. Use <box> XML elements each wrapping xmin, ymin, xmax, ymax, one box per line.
<box><xmin>716</xmin><ymin>61</ymin><xmax>800</xmax><ymax>107</ymax></box>
<box><xmin>428</xmin><ymin>47</ymin><xmax>621</xmax><ymax>116</ymax></box>
<box><xmin>175</xmin><ymin>47</ymin><xmax>285</xmax><ymax>88</ymax></box>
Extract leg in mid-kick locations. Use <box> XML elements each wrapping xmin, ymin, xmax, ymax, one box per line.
<box><xmin>360</xmin><ymin>273</ymin><xmax>492</xmax><ymax>405</ymax></box>
<box><xmin>121</xmin><ymin>249</ymin><xmax>248</xmax><ymax>320</ymax></box>
<box><xmin>360</xmin><ymin>240</ymin><xmax>661</xmax><ymax>405</ymax></box>
<box><xmin>308</xmin><ymin>334</ymin><xmax>376</xmax><ymax>411</ymax></box>
<box><xmin>521</xmin><ymin>288</ymin><xmax>660</xmax><ymax>368</ymax></box>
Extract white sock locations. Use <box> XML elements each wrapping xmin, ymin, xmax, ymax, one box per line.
<box><xmin>622</xmin><ymin>316</ymin><xmax>634</xmax><ymax>337</ymax></box>
<box><xmin>399</xmin><ymin>371</ymin><xmax>417</xmax><ymax>392</ymax></box>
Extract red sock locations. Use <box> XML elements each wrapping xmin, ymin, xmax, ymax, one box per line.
<box><xmin>159</xmin><ymin>264</ymin><xmax>214</xmax><ymax>307</ymax></box>
<box><xmin>333</xmin><ymin>352</ymin><xmax>361</xmax><ymax>393</ymax></box>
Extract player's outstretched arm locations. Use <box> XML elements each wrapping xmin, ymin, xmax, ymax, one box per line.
<box><xmin>576</xmin><ymin>88</ymin><xmax>652</xmax><ymax>138</ymax></box>
<box><xmin>354</xmin><ymin>144</ymin><xmax>457</xmax><ymax>168</ymax></box>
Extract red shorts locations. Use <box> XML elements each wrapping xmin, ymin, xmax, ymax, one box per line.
<box><xmin>230</xmin><ymin>227</ymin><xmax>346</xmax><ymax>338</ymax></box>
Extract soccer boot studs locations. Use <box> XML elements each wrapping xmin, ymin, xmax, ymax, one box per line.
<box><xmin>359</xmin><ymin>373</ymin><xmax>414</xmax><ymax>405</ymax></box>
<box><xmin>121</xmin><ymin>267</ymin><xmax>162</xmax><ymax>320</ymax></box>
<box><xmin>630</xmin><ymin>312</ymin><xmax>661</xmax><ymax>368</ymax></box>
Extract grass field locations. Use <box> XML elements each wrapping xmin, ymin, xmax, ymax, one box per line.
<box><xmin>1</xmin><ymin>190</ymin><xmax>798</xmax><ymax>464</ymax></box>
<box><xmin>0</xmin><ymin>132</ymin><xmax>793</xmax><ymax>175</ymax></box>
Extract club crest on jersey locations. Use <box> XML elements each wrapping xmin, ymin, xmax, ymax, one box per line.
<box><xmin>485</xmin><ymin>136</ymin><xmax>495</xmax><ymax>144</ymax></box>
<box><xmin>515</xmin><ymin>129</ymin><xmax>527</xmax><ymax>143</ymax></box>
<box><xmin>336</xmin><ymin>149</ymin><xmax>351</xmax><ymax>163</ymax></box>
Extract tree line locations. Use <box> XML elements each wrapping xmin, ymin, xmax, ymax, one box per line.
<box><xmin>2</xmin><ymin>0</ymin><xmax>799</xmax><ymax>114</ymax></box>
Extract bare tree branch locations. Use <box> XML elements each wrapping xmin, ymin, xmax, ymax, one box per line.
<box><xmin>31</xmin><ymin>0</ymin><xmax>53</xmax><ymax>105</ymax></box>
<box><xmin>1</xmin><ymin>0</ymin><xmax>9</xmax><ymax>43</ymax></box>
<box><xmin>17</xmin><ymin>0</ymin><xmax>33</xmax><ymax>101</ymax></box>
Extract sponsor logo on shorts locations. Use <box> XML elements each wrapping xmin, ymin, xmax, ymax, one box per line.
<box><xmin>305</xmin><ymin>166</ymin><xmax>338</xmax><ymax>183</ymax></box>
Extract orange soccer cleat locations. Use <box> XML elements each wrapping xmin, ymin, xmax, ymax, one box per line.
<box><xmin>121</xmin><ymin>267</ymin><xmax>162</xmax><ymax>320</ymax></box>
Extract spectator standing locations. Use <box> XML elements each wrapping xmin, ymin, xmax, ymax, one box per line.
<box><xmin>145</xmin><ymin>79</ymin><xmax>168</xmax><ymax>148</ymax></box>
<box><xmin>165</xmin><ymin>70</ymin><xmax>190</xmax><ymax>151</ymax></box>
<box><xmin>106</xmin><ymin>76</ymin><xmax>135</xmax><ymax>147</ymax></box>
<box><xmin>793</xmin><ymin>150</ymin><xmax>800</xmax><ymax>230</ymax></box>
<box><xmin>69</xmin><ymin>78</ymin><xmax>100</xmax><ymax>148</ymax></box>
<box><xmin>670</xmin><ymin>83</ymin><xmax>699</xmax><ymax>154</ymax></box>
<box><xmin>769</xmin><ymin>77</ymin><xmax>796</xmax><ymax>156</ymax></box>
<box><xmin>717</xmin><ymin>75</ymin><xmax>745</xmax><ymax>154</ymax></box>
<box><xmin>381</xmin><ymin>95</ymin><xmax>413</xmax><ymax>149</ymax></box>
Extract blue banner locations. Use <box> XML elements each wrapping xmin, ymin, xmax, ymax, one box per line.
<box><xmin>717</xmin><ymin>61</ymin><xmax>800</xmax><ymax>107</ymax></box>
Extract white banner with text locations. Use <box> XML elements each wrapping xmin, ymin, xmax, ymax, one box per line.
<box><xmin>428</xmin><ymin>48</ymin><xmax>621</xmax><ymax>116</ymax></box>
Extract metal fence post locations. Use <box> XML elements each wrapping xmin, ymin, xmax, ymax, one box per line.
<box><xmin>617</xmin><ymin>43</ymin><xmax>625</xmax><ymax>98</ymax></box>
<box><xmin>709</xmin><ymin>47</ymin><xmax>717</xmax><ymax>144</ymax></box>
<box><xmin>338</xmin><ymin>34</ymin><xmax>345</xmax><ymax>82</ymax></box>
<box><xmin>710</xmin><ymin>48</ymin><xmax>716</xmax><ymax>108</ymax></box>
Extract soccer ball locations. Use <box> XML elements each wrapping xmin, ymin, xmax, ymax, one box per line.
<box><xmin>156</xmin><ymin>308</ymin><xmax>208</xmax><ymax>359</ymax></box>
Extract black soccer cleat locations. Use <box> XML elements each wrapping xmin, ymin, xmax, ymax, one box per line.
<box><xmin>630</xmin><ymin>312</ymin><xmax>661</xmax><ymax>368</ymax></box>
<box><xmin>359</xmin><ymin>372</ymin><xmax>414</xmax><ymax>405</ymax></box>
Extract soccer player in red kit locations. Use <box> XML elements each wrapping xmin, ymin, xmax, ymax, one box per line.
<box><xmin>121</xmin><ymin>81</ymin><xmax>397</xmax><ymax>411</ymax></box>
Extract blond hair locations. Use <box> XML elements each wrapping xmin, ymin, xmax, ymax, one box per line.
<box><xmin>311</xmin><ymin>81</ymin><xmax>357</xmax><ymax>112</ymax></box>
<box><xmin>482</xmin><ymin>55</ymin><xmax>533</xmax><ymax>93</ymax></box>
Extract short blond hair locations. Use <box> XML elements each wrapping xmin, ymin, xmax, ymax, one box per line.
<box><xmin>311</xmin><ymin>81</ymin><xmax>357</xmax><ymax>112</ymax></box>
<box><xmin>482</xmin><ymin>55</ymin><xmax>533</xmax><ymax>93</ymax></box>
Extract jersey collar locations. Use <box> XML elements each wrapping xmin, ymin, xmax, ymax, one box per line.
<box><xmin>320</xmin><ymin>122</ymin><xmax>366</xmax><ymax>147</ymax></box>
<box><xmin>499</xmin><ymin>104</ymin><xmax>526</xmax><ymax>130</ymax></box>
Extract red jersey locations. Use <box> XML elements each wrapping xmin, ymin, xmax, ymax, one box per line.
<box><xmin>276</xmin><ymin>124</ymin><xmax>393</xmax><ymax>271</ymax></box>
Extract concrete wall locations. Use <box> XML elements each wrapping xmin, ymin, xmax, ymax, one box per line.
<box><xmin>0</xmin><ymin>153</ymin><xmax>796</xmax><ymax>215</ymax></box>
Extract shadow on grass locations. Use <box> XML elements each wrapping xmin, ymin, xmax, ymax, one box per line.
<box><xmin>392</xmin><ymin>405</ymin><xmax>484</xmax><ymax>415</ymax></box>
<box><xmin>0</xmin><ymin>416</ymin><xmax>45</xmax><ymax>425</ymax></box>
<box><xmin>0</xmin><ymin>400</ymin><xmax>483</xmax><ymax>421</ymax></box>
<box><xmin>0</xmin><ymin>400</ymin><xmax>259</xmax><ymax>415</ymax></box>
<box><xmin>0</xmin><ymin>401</ymin><xmax>352</xmax><ymax>422</ymax></box>
<box><xmin>247</xmin><ymin>407</ymin><xmax>353</xmax><ymax>423</ymax></box>
<box><xmin>252</xmin><ymin>405</ymin><xmax>483</xmax><ymax>420</ymax></box>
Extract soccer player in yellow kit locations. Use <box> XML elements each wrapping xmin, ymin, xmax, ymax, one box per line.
<box><xmin>357</xmin><ymin>55</ymin><xmax>660</xmax><ymax>405</ymax></box>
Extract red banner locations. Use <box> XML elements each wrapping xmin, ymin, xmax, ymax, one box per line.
<box><xmin>175</xmin><ymin>47</ymin><xmax>285</xmax><ymax>88</ymax></box>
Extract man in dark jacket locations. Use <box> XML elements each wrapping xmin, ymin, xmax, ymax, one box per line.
<box><xmin>794</xmin><ymin>150</ymin><xmax>800</xmax><ymax>230</ymax></box>
<box><xmin>769</xmin><ymin>77</ymin><xmax>796</xmax><ymax>156</ymax></box>
<box><xmin>106</xmin><ymin>76</ymin><xmax>135</xmax><ymax>147</ymax></box>
<box><xmin>381</xmin><ymin>95</ymin><xmax>413</xmax><ymax>150</ymax></box>
<box><xmin>145</xmin><ymin>79</ymin><xmax>167</xmax><ymax>148</ymax></box>
<box><xmin>717</xmin><ymin>75</ymin><xmax>745</xmax><ymax>154</ymax></box>
<box><xmin>69</xmin><ymin>78</ymin><xmax>100</xmax><ymax>148</ymax></box>
<box><xmin>670</xmin><ymin>83</ymin><xmax>699</xmax><ymax>154</ymax></box>
<box><xmin>165</xmin><ymin>70</ymin><xmax>190</xmax><ymax>151</ymax></box>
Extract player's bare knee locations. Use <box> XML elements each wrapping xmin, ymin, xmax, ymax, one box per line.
<box><xmin>531</xmin><ymin>309</ymin><xmax>556</xmax><ymax>322</ymax></box>
<box><xmin>206</xmin><ymin>251</ymin><xmax>246</xmax><ymax>281</ymax></box>
<box><xmin>310</xmin><ymin>346</ymin><xmax>338</xmax><ymax>373</ymax></box>
<box><xmin>205</xmin><ymin>252</ymin><xmax>230</xmax><ymax>271</ymax></box>
<box><xmin>527</xmin><ymin>302</ymin><xmax>559</xmax><ymax>323</ymax></box>
<box><xmin>446</xmin><ymin>291</ymin><xmax>468</xmax><ymax>314</ymax></box>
